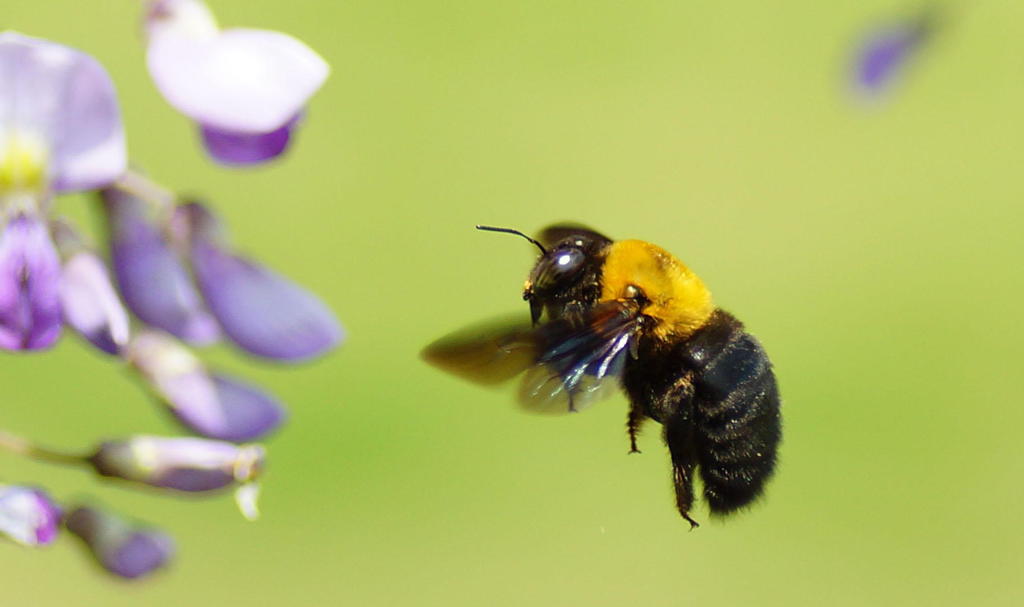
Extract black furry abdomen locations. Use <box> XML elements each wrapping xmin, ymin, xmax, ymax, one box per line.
<box><xmin>623</xmin><ymin>309</ymin><xmax>782</xmax><ymax>518</ymax></box>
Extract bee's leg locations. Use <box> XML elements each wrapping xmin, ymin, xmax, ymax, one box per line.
<box><xmin>626</xmin><ymin>403</ymin><xmax>646</xmax><ymax>454</ymax></box>
<box><xmin>659</xmin><ymin>380</ymin><xmax>700</xmax><ymax>528</ymax></box>
<box><xmin>671</xmin><ymin>460</ymin><xmax>700</xmax><ymax>530</ymax></box>
<box><xmin>665</xmin><ymin>406</ymin><xmax>700</xmax><ymax>530</ymax></box>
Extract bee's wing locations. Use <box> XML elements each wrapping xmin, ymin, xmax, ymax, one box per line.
<box><xmin>537</xmin><ymin>224</ymin><xmax>612</xmax><ymax>248</ymax></box>
<box><xmin>421</xmin><ymin>314</ymin><xmax>538</xmax><ymax>385</ymax></box>
<box><xmin>422</xmin><ymin>301</ymin><xmax>642</xmax><ymax>415</ymax></box>
<box><xmin>517</xmin><ymin>301</ymin><xmax>641</xmax><ymax>415</ymax></box>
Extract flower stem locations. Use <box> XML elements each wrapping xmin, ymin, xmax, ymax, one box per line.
<box><xmin>115</xmin><ymin>169</ymin><xmax>178</xmax><ymax>213</ymax></box>
<box><xmin>0</xmin><ymin>430</ymin><xmax>89</xmax><ymax>467</ymax></box>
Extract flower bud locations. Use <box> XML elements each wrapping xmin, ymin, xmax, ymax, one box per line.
<box><xmin>126</xmin><ymin>331</ymin><xmax>285</xmax><ymax>441</ymax></box>
<box><xmin>89</xmin><ymin>435</ymin><xmax>264</xmax><ymax>493</ymax></box>
<box><xmin>0</xmin><ymin>485</ymin><xmax>61</xmax><ymax>546</ymax></box>
<box><xmin>65</xmin><ymin>505</ymin><xmax>174</xmax><ymax>579</ymax></box>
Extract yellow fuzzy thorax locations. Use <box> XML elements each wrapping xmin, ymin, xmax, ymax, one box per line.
<box><xmin>599</xmin><ymin>239</ymin><xmax>714</xmax><ymax>341</ymax></box>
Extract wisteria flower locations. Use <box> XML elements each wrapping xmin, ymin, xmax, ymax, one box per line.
<box><xmin>144</xmin><ymin>0</ymin><xmax>329</xmax><ymax>165</ymax></box>
<box><xmin>65</xmin><ymin>505</ymin><xmax>174</xmax><ymax>579</ymax></box>
<box><xmin>852</xmin><ymin>9</ymin><xmax>938</xmax><ymax>98</ymax></box>
<box><xmin>0</xmin><ymin>32</ymin><xmax>126</xmax><ymax>350</ymax></box>
<box><xmin>1</xmin><ymin>9</ymin><xmax>336</xmax><ymax>579</ymax></box>
<box><xmin>0</xmin><ymin>485</ymin><xmax>61</xmax><ymax>547</ymax></box>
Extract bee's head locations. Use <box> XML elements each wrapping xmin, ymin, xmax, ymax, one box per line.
<box><xmin>523</xmin><ymin>233</ymin><xmax>609</xmax><ymax>319</ymax></box>
<box><xmin>476</xmin><ymin>225</ymin><xmax>610</xmax><ymax>324</ymax></box>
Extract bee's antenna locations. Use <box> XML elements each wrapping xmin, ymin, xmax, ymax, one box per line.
<box><xmin>476</xmin><ymin>225</ymin><xmax>548</xmax><ymax>255</ymax></box>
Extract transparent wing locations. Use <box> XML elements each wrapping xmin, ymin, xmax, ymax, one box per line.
<box><xmin>421</xmin><ymin>314</ymin><xmax>537</xmax><ymax>385</ymax></box>
<box><xmin>516</xmin><ymin>301</ymin><xmax>640</xmax><ymax>414</ymax></box>
<box><xmin>422</xmin><ymin>301</ymin><xmax>641</xmax><ymax>414</ymax></box>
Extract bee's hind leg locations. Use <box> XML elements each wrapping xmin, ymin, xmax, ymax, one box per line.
<box><xmin>626</xmin><ymin>403</ymin><xmax>646</xmax><ymax>454</ymax></box>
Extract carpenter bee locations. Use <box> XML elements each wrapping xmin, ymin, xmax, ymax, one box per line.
<box><xmin>422</xmin><ymin>224</ymin><xmax>781</xmax><ymax>528</ymax></box>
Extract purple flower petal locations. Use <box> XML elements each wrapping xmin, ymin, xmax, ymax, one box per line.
<box><xmin>181</xmin><ymin>203</ymin><xmax>342</xmax><ymax>361</ymax></box>
<box><xmin>853</xmin><ymin>13</ymin><xmax>935</xmax><ymax>95</ymax></box>
<box><xmin>0</xmin><ymin>215</ymin><xmax>62</xmax><ymax>350</ymax></box>
<box><xmin>202</xmin><ymin>374</ymin><xmax>285</xmax><ymax>441</ymax></box>
<box><xmin>88</xmin><ymin>435</ymin><xmax>264</xmax><ymax>493</ymax></box>
<box><xmin>147</xmin><ymin>26</ymin><xmax>328</xmax><ymax>133</ymax></box>
<box><xmin>127</xmin><ymin>331</ymin><xmax>285</xmax><ymax>441</ymax></box>
<box><xmin>164</xmin><ymin>373</ymin><xmax>286</xmax><ymax>442</ymax></box>
<box><xmin>59</xmin><ymin>250</ymin><xmax>130</xmax><ymax>355</ymax></box>
<box><xmin>65</xmin><ymin>506</ymin><xmax>174</xmax><ymax>579</ymax></box>
<box><xmin>0</xmin><ymin>32</ymin><xmax>126</xmax><ymax>192</ymax></box>
<box><xmin>105</xmin><ymin>532</ymin><xmax>175</xmax><ymax>579</ymax></box>
<box><xmin>199</xmin><ymin>114</ymin><xmax>299</xmax><ymax>165</ymax></box>
<box><xmin>101</xmin><ymin>187</ymin><xmax>219</xmax><ymax>344</ymax></box>
<box><xmin>0</xmin><ymin>485</ymin><xmax>61</xmax><ymax>546</ymax></box>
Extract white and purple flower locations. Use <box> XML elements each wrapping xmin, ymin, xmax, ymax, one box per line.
<box><xmin>0</xmin><ymin>32</ymin><xmax>126</xmax><ymax>351</ymax></box>
<box><xmin>0</xmin><ymin>485</ymin><xmax>61</xmax><ymax>547</ymax></box>
<box><xmin>89</xmin><ymin>435</ymin><xmax>264</xmax><ymax>493</ymax></box>
<box><xmin>145</xmin><ymin>0</ymin><xmax>329</xmax><ymax>165</ymax></box>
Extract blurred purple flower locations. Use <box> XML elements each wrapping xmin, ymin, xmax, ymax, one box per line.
<box><xmin>102</xmin><ymin>186</ymin><xmax>341</xmax><ymax>361</ymax></box>
<box><xmin>101</xmin><ymin>186</ymin><xmax>219</xmax><ymax>345</ymax></box>
<box><xmin>177</xmin><ymin>202</ymin><xmax>343</xmax><ymax>361</ymax></box>
<box><xmin>126</xmin><ymin>331</ymin><xmax>285</xmax><ymax>441</ymax></box>
<box><xmin>0</xmin><ymin>485</ymin><xmax>61</xmax><ymax>546</ymax></box>
<box><xmin>853</xmin><ymin>11</ymin><xmax>936</xmax><ymax>97</ymax></box>
<box><xmin>144</xmin><ymin>0</ymin><xmax>328</xmax><ymax>165</ymax></box>
<box><xmin>0</xmin><ymin>32</ymin><xmax>126</xmax><ymax>192</ymax></box>
<box><xmin>88</xmin><ymin>435</ymin><xmax>264</xmax><ymax>493</ymax></box>
<box><xmin>65</xmin><ymin>505</ymin><xmax>174</xmax><ymax>579</ymax></box>
<box><xmin>0</xmin><ymin>216</ymin><xmax>62</xmax><ymax>350</ymax></box>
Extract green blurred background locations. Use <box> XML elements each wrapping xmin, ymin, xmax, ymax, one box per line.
<box><xmin>5</xmin><ymin>0</ymin><xmax>1024</xmax><ymax>604</ymax></box>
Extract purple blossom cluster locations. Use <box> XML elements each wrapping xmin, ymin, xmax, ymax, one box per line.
<box><xmin>1</xmin><ymin>0</ymin><xmax>338</xmax><ymax>580</ymax></box>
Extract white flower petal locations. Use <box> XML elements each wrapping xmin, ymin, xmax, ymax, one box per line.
<box><xmin>147</xmin><ymin>28</ymin><xmax>328</xmax><ymax>133</ymax></box>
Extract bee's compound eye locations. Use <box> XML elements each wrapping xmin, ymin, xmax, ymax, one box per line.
<box><xmin>552</xmin><ymin>248</ymin><xmax>584</xmax><ymax>273</ymax></box>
